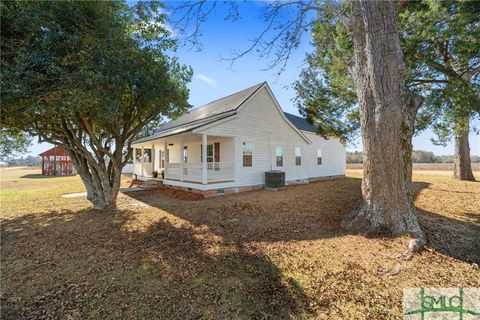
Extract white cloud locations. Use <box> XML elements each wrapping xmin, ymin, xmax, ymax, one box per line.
<box><xmin>194</xmin><ymin>74</ymin><xmax>217</xmax><ymax>87</ymax></box>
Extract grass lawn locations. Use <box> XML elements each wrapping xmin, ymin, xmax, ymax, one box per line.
<box><xmin>1</xmin><ymin>167</ymin><xmax>479</xmax><ymax>319</ymax></box>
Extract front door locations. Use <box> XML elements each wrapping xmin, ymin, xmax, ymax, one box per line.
<box><xmin>203</xmin><ymin>143</ymin><xmax>220</xmax><ymax>170</ymax></box>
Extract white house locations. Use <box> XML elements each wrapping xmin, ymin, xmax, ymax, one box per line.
<box><xmin>131</xmin><ymin>82</ymin><xmax>345</xmax><ymax>196</ymax></box>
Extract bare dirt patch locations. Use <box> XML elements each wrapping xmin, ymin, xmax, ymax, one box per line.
<box><xmin>152</xmin><ymin>185</ymin><xmax>205</xmax><ymax>201</ymax></box>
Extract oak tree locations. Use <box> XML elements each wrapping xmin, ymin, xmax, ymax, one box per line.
<box><xmin>170</xmin><ymin>0</ymin><xmax>427</xmax><ymax>250</ymax></box>
<box><xmin>401</xmin><ymin>0</ymin><xmax>480</xmax><ymax>181</ymax></box>
<box><xmin>1</xmin><ymin>1</ymin><xmax>192</xmax><ymax>209</ymax></box>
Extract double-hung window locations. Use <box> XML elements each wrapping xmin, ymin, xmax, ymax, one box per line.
<box><xmin>276</xmin><ymin>146</ymin><xmax>284</xmax><ymax>167</ymax></box>
<box><xmin>243</xmin><ymin>142</ymin><xmax>253</xmax><ymax>167</ymax></box>
<box><xmin>295</xmin><ymin>147</ymin><xmax>301</xmax><ymax>166</ymax></box>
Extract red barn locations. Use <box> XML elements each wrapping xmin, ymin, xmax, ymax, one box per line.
<box><xmin>39</xmin><ymin>146</ymin><xmax>75</xmax><ymax>176</ymax></box>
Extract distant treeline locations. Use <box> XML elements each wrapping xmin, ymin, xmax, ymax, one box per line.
<box><xmin>3</xmin><ymin>155</ymin><xmax>42</xmax><ymax>166</ymax></box>
<box><xmin>347</xmin><ymin>151</ymin><xmax>480</xmax><ymax>164</ymax></box>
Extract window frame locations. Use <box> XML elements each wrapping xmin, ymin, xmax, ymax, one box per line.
<box><xmin>206</xmin><ymin>144</ymin><xmax>214</xmax><ymax>163</ymax></box>
<box><xmin>134</xmin><ymin>149</ymin><xmax>142</xmax><ymax>162</ymax></box>
<box><xmin>183</xmin><ymin>146</ymin><xmax>188</xmax><ymax>163</ymax></box>
<box><xmin>275</xmin><ymin>146</ymin><xmax>284</xmax><ymax>167</ymax></box>
<box><xmin>143</xmin><ymin>148</ymin><xmax>152</xmax><ymax>163</ymax></box>
<box><xmin>242</xmin><ymin>142</ymin><xmax>253</xmax><ymax>167</ymax></box>
<box><xmin>295</xmin><ymin>146</ymin><xmax>301</xmax><ymax>166</ymax></box>
<box><xmin>317</xmin><ymin>149</ymin><xmax>322</xmax><ymax>165</ymax></box>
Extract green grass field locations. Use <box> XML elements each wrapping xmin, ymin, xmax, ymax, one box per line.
<box><xmin>1</xmin><ymin>167</ymin><xmax>479</xmax><ymax>319</ymax></box>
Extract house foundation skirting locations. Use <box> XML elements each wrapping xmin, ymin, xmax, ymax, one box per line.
<box><xmin>141</xmin><ymin>174</ymin><xmax>345</xmax><ymax>198</ymax></box>
<box><xmin>160</xmin><ymin>183</ymin><xmax>265</xmax><ymax>198</ymax></box>
<box><xmin>307</xmin><ymin>174</ymin><xmax>345</xmax><ymax>183</ymax></box>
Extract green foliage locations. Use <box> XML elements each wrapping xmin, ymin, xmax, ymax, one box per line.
<box><xmin>294</xmin><ymin>1</ymin><xmax>358</xmax><ymax>143</ymax></box>
<box><xmin>346</xmin><ymin>151</ymin><xmax>362</xmax><ymax>163</ymax></box>
<box><xmin>0</xmin><ymin>0</ymin><xmax>192</xmax><ymax>207</ymax></box>
<box><xmin>295</xmin><ymin>0</ymin><xmax>480</xmax><ymax>145</ymax></box>
<box><xmin>412</xmin><ymin>150</ymin><xmax>436</xmax><ymax>163</ymax></box>
<box><xmin>134</xmin><ymin>115</ymin><xmax>166</xmax><ymax>141</ymax></box>
<box><xmin>400</xmin><ymin>0</ymin><xmax>480</xmax><ymax>142</ymax></box>
<box><xmin>347</xmin><ymin>150</ymin><xmax>479</xmax><ymax>163</ymax></box>
<box><xmin>5</xmin><ymin>155</ymin><xmax>41</xmax><ymax>166</ymax></box>
<box><xmin>1</xmin><ymin>0</ymin><xmax>191</xmax><ymax>164</ymax></box>
<box><xmin>0</xmin><ymin>128</ymin><xmax>31</xmax><ymax>160</ymax></box>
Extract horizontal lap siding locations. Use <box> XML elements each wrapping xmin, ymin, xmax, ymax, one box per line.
<box><xmin>200</xmin><ymin>87</ymin><xmax>312</xmax><ymax>187</ymax></box>
<box><xmin>302</xmin><ymin>132</ymin><xmax>346</xmax><ymax>178</ymax></box>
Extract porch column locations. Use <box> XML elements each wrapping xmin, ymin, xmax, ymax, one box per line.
<box><xmin>141</xmin><ymin>146</ymin><xmax>144</xmax><ymax>177</ymax></box>
<box><xmin>233</xmin><ymin>137</ymin><xmax>237</xmax><ymax>181</ymax></box>
<box><xmin>132</xmin><ymin>147</ymin><xmax>136</xmax><ymax>177</ymax></box>
<box><xmin>151</xmin><ymin>143</ymin><xmax>155</xmax><ymax>175</ymax></box>
<box><xmin>202</xmin><ymin>134</ymin><xmax>207</xmax><ymax>184</ymax></box>
<box><xmin>164</xmin><ymin>140</ymin><xmax>168</xmax><ymax>178</ymax></box>
<box><xmin>179</xmin><ymin>140</ymin><xmax>184</xmax><ymax>181</ymax></box>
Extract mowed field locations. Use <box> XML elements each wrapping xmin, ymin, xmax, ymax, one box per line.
<box><xmin>347</xmin><ymin>162</ymin><xmax>480</xmax><ymax>172</ymax></box>
<box><xmin>1</xmin><ymin>167</ymin><xmax>479</xmax><ymax>319</ymax></box>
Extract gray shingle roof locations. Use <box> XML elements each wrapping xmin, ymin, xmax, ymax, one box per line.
<box><xmin>283</xmin><ymin>112</ymin><xmax>318</xmax><ymax>133</ymax></box>
<box><xmin>133</xmin><ymin>82</ymin><xmax>265</xmax><ymax>144</ymax></box>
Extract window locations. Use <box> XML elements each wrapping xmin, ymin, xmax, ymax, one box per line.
<box><xmin>135</xmin><ymin>149</ymin><xmax>142</xmax><ymax>162</ymax></box>
<box><xmin>207</xmin><ymin>144</ymin><xmax>214</xmax><ymax>163</ymax></box>
<box><xmin>183</xmin><ymin>146</ymin><xmax>188</xmax><ymax>163</ymax></box>
<box><xmin>143</xmin><ymin>149</ymin><xmax>152</xmax><ymax>163</ymax></box>
<box><xmin>243</xmin><ymin>142</ymin><xmax>252</xmax><ymax>167</ymax></box>
<box><xmin>295</xmin><ymin>147</ymin><xmax>301</xmax><ymax>166</ymax></box>
<box><xmin>317</xmin><ymin>149</ymin><xmax>322</xmax><ymax>165</ymax></box>
<box><xmin>159</xmin><ymin>150</ymin><xmax>164</xmax><ymax>168</ymax></box>
<box><xmin>276</xmin><ymin>146</ymin><xmax>284</xmax><ymax>167</ymax></box>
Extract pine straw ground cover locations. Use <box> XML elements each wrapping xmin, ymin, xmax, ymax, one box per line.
<box><xmin>1</xmin><ymin>167</ymin><xmax>479</xmax><ymax>319</ymax></box>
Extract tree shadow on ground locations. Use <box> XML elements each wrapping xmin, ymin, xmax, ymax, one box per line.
<box><xmin>2</xmin><ymin>177</ymin><xmax>478</xmax><ymax>318</ymax></box>
<box><xmin>417</xmin><ymin>209</ymin><xmax>480</xmax><ymax>263</ymax></box>
<box><xmin>19</xmin><ymin>174</ymin><xmax>73</xmax><ymax>179</ymax></box>
<box><xmin>124</xmin><ymin>177</ymin><xmax>479</xmax><ymax>264</ymax></box>
<box><xmin>1</xmin><ymin>208</ymin><xmax>311</xmax><ymax>319</ymax></box>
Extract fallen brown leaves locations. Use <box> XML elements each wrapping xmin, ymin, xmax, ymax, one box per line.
<box><xmin>153</xmin><ymin>185</ymin><xmax>205</xmax><ymax>201</ymax></box>
<box><xmin>1</xmin><ymin>168</ymin><xmax>479</xmax><ymax>319</ymax></box>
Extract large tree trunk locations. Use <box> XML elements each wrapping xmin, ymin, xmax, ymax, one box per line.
<box><xmin>68</xmin><ymin>150</ymin><xmax>122</xmax><ymax>210</ymax></box>
<box><xmin>343</xmin><ymin>0</ymin><xmax>425</xmax><ymax>251</ymax></box>
<box><xmin>454</xmin><ymin>120</ymin><xmax>476</xmax><ymax>181</ymax></box>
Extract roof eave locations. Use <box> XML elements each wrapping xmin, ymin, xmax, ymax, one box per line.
<box><xmin>131</xmin><ymin>111</ymin><xmax>238</xmax><ymax>145</ymax></box>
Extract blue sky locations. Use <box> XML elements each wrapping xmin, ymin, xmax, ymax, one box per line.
<box><xmin>27</xmin><ymin>1</ymin><xmax>479</xmax><ymax>156</ymax></box>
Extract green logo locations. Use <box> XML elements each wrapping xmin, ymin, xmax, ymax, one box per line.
<box><xmin>403</xmin><ymin>288</ymin><xmax>480</xmax><ymax>320</ymax></box>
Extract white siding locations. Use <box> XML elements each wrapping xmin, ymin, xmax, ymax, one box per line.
<box><xmin>198</xmin><ymin>87</ymin><xmax>345</xmax><ymax>187</ymax></box>
<box><xmin>132</xmin><ymin>85</ymin><xmax>346</xmax><ymax>190</ymax></box>
<box><xmin>301</xmin><ymin>131</ymin><xmax>346</xmax><ymax>178</ymax></box>
<box><xmin>151</xmin><ymin>136</ymin><xmax>234</xmax><ymax>165</ymax></box>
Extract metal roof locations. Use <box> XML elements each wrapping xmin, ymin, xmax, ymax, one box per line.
<box><xmin>133</xmin><ymin>82</ymin><xmax>265</xmax><ymax>144</ymax></box>
<box><xmin>132</xmin><ymin>82</ymin><xmax>318</xmax><ymax>144</ymax></box>
<box><xmin>283</xmin><ymin>112</ymin><xmax>318</xmax><ymax>133</ymax></box>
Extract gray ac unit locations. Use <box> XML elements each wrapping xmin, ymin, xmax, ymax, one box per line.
<box><xmin>265</xmin><ymin>170</ymin><xmax>285</xmax><ymax>188</ymax></box>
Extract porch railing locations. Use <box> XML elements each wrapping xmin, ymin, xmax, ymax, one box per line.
<box><xmin>165</xmin><ymin>162</ymin><xmax>234</xmax><ymax>183</ymax></box>
<box><xmin>133</xmin><ymin>162</ymin><xmax>153</xmax><ymax>177</ymax></box>
<box><xmin>206</xmin><ymin>162</ymin><xmax>234</xmax><ymax>182</ymax></box>
<box><xmin>165</xmin><ymin>163</ymin><xmax>180</xmax><ymax>180</ymax></box>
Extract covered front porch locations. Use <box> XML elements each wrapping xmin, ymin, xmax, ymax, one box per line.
<box><xmin>132</xmin><ymin>132</ymin><xmax>236</xmax><ymax>185</ymax></box>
